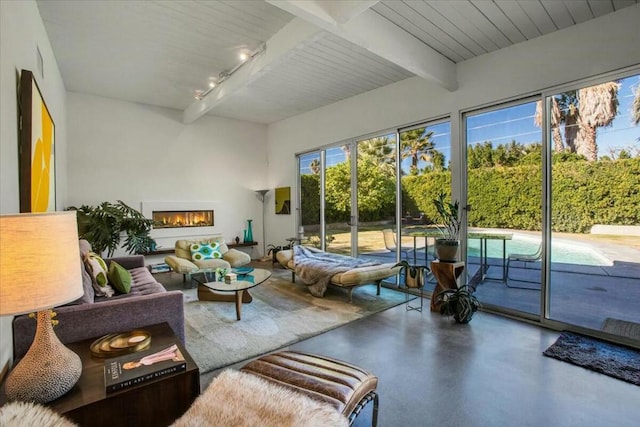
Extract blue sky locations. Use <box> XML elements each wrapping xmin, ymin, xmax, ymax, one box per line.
<box><xmin>300</xmin><ymin>74</ymin><xmax>639</xmax><ymax>173</ymax></box>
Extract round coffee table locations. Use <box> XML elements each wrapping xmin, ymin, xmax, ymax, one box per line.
<box><xmin>191</xmin><ymin>268</ymin><xmax>271</xmax><ymax>320</ymax></box>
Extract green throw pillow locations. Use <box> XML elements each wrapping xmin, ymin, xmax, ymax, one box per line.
<box><xmin>108</xmin><ymin>261</ymin><xmax>132</xmax><ymax>294</ymax></box>
<box><xmin>190</xmin><ymin>242</ymin><xmax>222</xmax><ymax>261</ymax></box>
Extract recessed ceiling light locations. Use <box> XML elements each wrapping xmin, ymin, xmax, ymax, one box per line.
<box><xmin>208</xmin><ymin>81</ymin><xmax>216</xmax><ymax>88</ymax></box>
<box><xmin>239</xmin><ymin>52</ymin><xmax>249</xmax><ymax>61</ymax></box>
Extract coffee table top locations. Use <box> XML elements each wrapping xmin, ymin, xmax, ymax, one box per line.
<box><xmin>191</xmin><ymin>268</ymin><xmax>271</xmax><ymax>292</ymax></box>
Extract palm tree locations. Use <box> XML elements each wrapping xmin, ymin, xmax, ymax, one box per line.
<box><xmin>632</xmin><ymin>85</ymin><xmax>640</xmax><ymax>125</ymax></box>
<box><xmin>357</xmin><ymin>137</ymin><xmax>396</xmax><ymax>175</ymax></box>
<box><xmin>341</xmin><ymin>144</ymin><xmax>351</xmax><ymax>160</ymax></box>
<box><xmin>533</xmin><ymin>83</ymin><xmax>620</xmax><ymax>161</ymax></box>
<box><xmin>309</xmin><ymin>158</ymin><xmax>320</xmax><ymax>175</ymax></box>
<box><xmin>576</xmin><ymin>81</ymin><xmax>620</xmax><ymax>161</ymax></box>
<box><xmin>535</xmin><ymin>98</ymin><xmax>564</xmax><ymax>152</ymax></box>
<box><xmin>400</xmin><ymin>129</ymin><xmax>435</xmax><ymax>175</ymax></box>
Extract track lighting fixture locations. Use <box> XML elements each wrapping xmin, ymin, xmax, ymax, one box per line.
<box><xmin>194</xmin><ymin>43</ymin><xmax>266</xmax><ymax>101</ymax></box>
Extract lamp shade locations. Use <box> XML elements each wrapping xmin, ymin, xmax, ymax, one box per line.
<box><xmin>0</xmin><ymin>211</ymin><xmax>83</xmax><ymax>316</ymax></box>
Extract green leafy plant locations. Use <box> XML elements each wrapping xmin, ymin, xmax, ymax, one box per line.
<box><xmin>67</xmin><ymin>200</ymin><xmax>156</xmax><ymax>257</ymax></box>
<box><xmin>432</xmin><ymin>192</ymin><xmax>461</xmax><ymax>241</ymax></box>
<box><xmin>393</xmin><ymin>260</ymin><xmax>429</xmax><ymax>288</ymax></box>
<box><xmin>434</xmin><ymin>285</ymin><xmax>481</xmax><ymax>324</ymax></box>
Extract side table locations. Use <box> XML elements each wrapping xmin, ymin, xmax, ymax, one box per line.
<box><xmin>2</xmin><ymin>323</ymin><xmax>200</xmax><ymax>426</ymax></box>
<box><xmin>430</xmin><ymin>260</ymin><xmax>465</xmax><ymax>312</ymax></box>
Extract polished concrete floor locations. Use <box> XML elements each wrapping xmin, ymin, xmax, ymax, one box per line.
<box><xmin>199</xmin><ymin>268</ymin><xmax>640</xmax><ymax>427</ymax></box>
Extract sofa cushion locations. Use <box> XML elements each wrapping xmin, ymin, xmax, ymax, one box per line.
<box><xmin>84</xmin><ymin>252</ymin><xmax>115</xmax><ymax>297</ymax></box>
<box><xmin>193</xmin><ymin>258</ymin><xmax>231</xmax><ymax>270</ymax></box>
<box><xmin>190</xmin><ymin>242</ymin><xmax>223</xmax><ymax>261</ymax></box>
<box><xmin>108</xmin><ymin>261</ymin><xmax>132</xmax><ymax>294</ymax></box>
<box><xmin>175</xmin><ymin>236</ymin><xmax>228</xmax><ymax>260</ymax></box>
<box><xmin>95</xmin><ymin>267</ymin><xmax>165</xmax><ymax>301</ymax></box>
<box><xmin>70</xmin><ymin>256</ymin><xmax>95</xmax><ymax>305</ymax></box>
<box><xmin>69</xmin><ymin>239</ymin><xmax>95</xmax><ymax>305</ymax></box>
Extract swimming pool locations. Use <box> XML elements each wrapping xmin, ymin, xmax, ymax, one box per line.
<box><xmin>467</xmin><ymin>234</ymin><xmax>611</xmax><ymax>266</ymax></box>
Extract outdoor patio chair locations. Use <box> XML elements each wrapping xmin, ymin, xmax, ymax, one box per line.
<box><xmin>382</xmin><ymin>229</ymin><xmax>422</xmax><ymax>262</ymax></box>
<box><xmin>505</xmin><ymin>242</ymin><xmax>543</xmax><ymax>289</ymax></box>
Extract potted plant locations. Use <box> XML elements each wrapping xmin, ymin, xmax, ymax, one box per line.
<box><xmin>434</xmin><ymin>285</ymin><xmax>480</xmax><ymax>324</ymax></box>
<box><xmin>67</xmin><ymin>200</ymin><xmax>156</xmax><ymax>256</ymax></box>
<box><xmin>432</xmin><ymin>192</ymin><xmax>461</xmax><ymax>262</ymax></box>
<box><xmin>393</xmin><ymin>260</ymin><xmax>429</xmax><ymax>288</ymax></box>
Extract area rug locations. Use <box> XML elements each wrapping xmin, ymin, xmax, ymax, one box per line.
<box><xmin>180</xmin><ymin>278</ymin><xmax>407</xmax><ymax>374</ymax></box>
<box><xmin>543</xmin><ymin>331</ymin><xmax>640</xmax><ymax>386</ymax></box>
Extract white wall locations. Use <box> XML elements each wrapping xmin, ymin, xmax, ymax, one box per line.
<box><xmin>67</xmin><ymin>93</ymin><xmax>269</xmax><ymax>254</ymax></box>
<box><xmin>0</xmin><ymin>0</ymin><xmax>68</xmax><ymax>375</ymax></box>
<box><xmin>265</xmin><ymin>5</ymin><xmax>640</xmax><ymax>245</ymax></box>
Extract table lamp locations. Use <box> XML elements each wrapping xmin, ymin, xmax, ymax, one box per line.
<box><xmin>0</xmin><ymin>211</ymin><xmax>84</xmax><ymax>403</ymax></box>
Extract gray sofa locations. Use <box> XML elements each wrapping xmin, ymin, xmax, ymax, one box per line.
<box><xmin>12</xmin><ymin>241</ymin><xmax>184</xmax><ymax>360</ymax></box>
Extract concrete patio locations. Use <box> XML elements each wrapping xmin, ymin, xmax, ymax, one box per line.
<box><xmin>361</xmin><ymin>243</ymin><xmax>640</xmax><ymax>335</ymax></box>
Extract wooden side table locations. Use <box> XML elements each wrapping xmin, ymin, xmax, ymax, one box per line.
<box><xmin>430</xmin><ymin>260</ymin><xmax>465</xmax><ymax>312</ymax></box>
<box><xmin>0</xmin><ymin>323</ymin><xmax>200</xmax><ymax>426</ymax></box>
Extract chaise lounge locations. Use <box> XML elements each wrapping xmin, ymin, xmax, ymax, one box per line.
<box><xmin>276</xmin><ymin>246</ymin><xmax>401</xmax><ymax>302</ymax></box>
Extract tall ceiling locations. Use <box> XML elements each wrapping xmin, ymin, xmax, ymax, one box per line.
<box><xmin>37</xmin><ymin>0</ymin><xmax>638</xmax><ymax>124</ymax></box>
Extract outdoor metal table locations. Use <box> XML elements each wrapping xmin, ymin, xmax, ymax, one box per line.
<box><xmin>403</xmin><ymin>228</ymin><xmax>513</xmax><ymax>282</ymax></box>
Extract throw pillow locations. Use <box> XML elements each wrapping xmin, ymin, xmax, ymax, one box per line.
<box><xmin>108</xmin><ymin>261</ymin><xmax>132</xmax><ymax>294</ymax></box>
<box><xmin>190</xmin><ymin>242</ymin><xmax>223</xmax><ymax>261</ymax></box>
<box><xmin>83</xmin><ymin>252</ymin><xmax>115</xmax><ymax>297</ymax></box>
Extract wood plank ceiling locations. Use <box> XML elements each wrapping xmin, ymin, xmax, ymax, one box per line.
<box><xmin>36</xmin><ymin>0</ymin><xmax>638</xmax><ymax>124</ymax></box>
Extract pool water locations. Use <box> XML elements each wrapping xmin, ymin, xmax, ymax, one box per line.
<box><xmin>467</xmin><ymin>234</ymin><xmax>611</xmax><ymax>266</ymax></box>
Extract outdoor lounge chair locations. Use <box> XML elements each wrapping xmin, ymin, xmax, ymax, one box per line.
<box><xmin>505</xmin><ymin>242</ymin><xmax>542</xmax><ymax>289</ymax></box>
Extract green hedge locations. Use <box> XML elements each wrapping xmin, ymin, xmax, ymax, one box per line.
<box><xmin>301</xmin><ymin>158</ymin><xmax>640</xmax><ymax>233</ymax></box>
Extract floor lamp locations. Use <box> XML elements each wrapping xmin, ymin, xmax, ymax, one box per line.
<box><xmin>255</xmin><ymin>189</ymin><xmax>269</xmax><ymax>261</ymax></box>
<box><xmin>0</xmin><ymin>211</ymin><xmax>84</xmax><ymax>403</ymax></box>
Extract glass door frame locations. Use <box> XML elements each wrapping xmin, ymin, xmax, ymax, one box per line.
<box><xmin>460</xmin><ymin>94</ymin><xmax>545</xmax><ymax>322</ymax></box>
<box><xmin>538</xmin><ymin>66</ymin><xmax>640</xmax><ymax>348</ymax></box>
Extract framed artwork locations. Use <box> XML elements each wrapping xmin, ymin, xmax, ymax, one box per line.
<box><xmin>275</xmin><ymin>186</ymin><xmax>291</xmax><ymax>215</ymax></box>
<box><xmin>19</xmin><ymin>69</ymin><xmax>56</xmax><ymax>213</ymax></box>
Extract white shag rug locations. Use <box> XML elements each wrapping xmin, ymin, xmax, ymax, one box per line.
<box><xmin>0</xmin><ymin>401</ymin><xmax>77</xmax><ymax>427</ymax></box>
<box><xmin>170</xmin><ymin>369</ymin><xmax>348</xmax><ymax>427</ymax></box>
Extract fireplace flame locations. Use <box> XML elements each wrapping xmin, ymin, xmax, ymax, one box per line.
<box><xmin>153</xmin><ymin>210</ymin><xmax>214</xmax><ymax>229</ymax></box>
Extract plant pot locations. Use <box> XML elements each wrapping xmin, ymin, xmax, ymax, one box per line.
<box><xmin>405</xmin><ymin>265</ymin><xmax>427</xmax><ymax>288</ymax></box>
<box><xmin>435</xmin><ymin>239</ymin><xmax>460</xmax><ymax>262</ymax></box>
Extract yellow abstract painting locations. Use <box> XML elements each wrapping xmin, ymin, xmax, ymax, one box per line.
<box><xmin>275</xmin><ymin>187</ymin><xmax>291</xmax><ymax>215</ymax></box>
<box><xmin>20</xmin><ymin>70</ymin><xmax>55</xmax><ymax>212</ymax></box>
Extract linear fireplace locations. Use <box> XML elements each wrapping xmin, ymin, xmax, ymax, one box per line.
<box><xmin>152</xmin><ymin>210</ymin><xmax>214</xmax><ymax>229</ymax></box>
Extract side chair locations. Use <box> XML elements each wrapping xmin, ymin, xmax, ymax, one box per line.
<box><xmin>505</xmin><ymin>242</ymin><xmax>543</xmax><ymax>289</ymax></box>
<box><xmin>382</xmin><ymin>229</ymin><xmax>424</xmax><ymax>263</ymax></box>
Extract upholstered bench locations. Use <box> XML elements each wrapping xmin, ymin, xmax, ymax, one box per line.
<box><xmin>241</xmin><ymin>351</ymin><xmax>379</xmax><ymax>426</ymax></box>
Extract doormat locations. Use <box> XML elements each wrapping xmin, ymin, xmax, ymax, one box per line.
<box><xmin>543</xmin><ymin>331</ymin><xmax>640</xmax><ymax>386</ymax></box>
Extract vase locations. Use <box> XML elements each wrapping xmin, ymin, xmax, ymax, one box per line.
<box><xmin>246</xmin><ymin>219</ymin><xmax>253</xmax><ymax>242</ymax></box>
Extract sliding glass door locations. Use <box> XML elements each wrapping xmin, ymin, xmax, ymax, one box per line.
<box><xmin>298</xmin><ymin>152</ymin><xmax>322</xmax><ymax>248</ymax></box>
<box><xmin>355</xmin><ymin>134</ymin><xmax>397</xmax><ymax>260</ymax></box>
<box><xmin>546</xmin><ymin>73</ymin><xmax>640</xmax><ymax>339</ymax></box>
<box><xmin>464</xmin><ymin>99</ymin><xmax>542</xmax><ymax>316</ymax></box>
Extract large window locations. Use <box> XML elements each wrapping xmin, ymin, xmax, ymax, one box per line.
<box><xmin>296</xmin><ymin>69</ymin><xmax>640</xmax><ymax>345</ymax></box>
<box><xmin>546</xmin><ymin>74</ymin><xmax>640</xmax><ymax>336</ymax></box>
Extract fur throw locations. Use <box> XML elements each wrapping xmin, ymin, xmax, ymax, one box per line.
<box><xmin>0</xmin><ymin>401</ymin><xmax>77</xmax><ymax>426</ymax></box>
<box><xmin>293</xmin><ymin>245</ymin><xmax>379</xmax><ymax>297</ymax></box>
<box><xmin>171</xmin><ymin>369</ymin><xmax>348</xmax><ymax>427</ymax></box>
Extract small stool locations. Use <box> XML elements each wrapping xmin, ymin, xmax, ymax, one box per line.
<box><xmin>241</xmin><ymin>351</ymin><xmax>379</xmax><ymax>426</ymax></box>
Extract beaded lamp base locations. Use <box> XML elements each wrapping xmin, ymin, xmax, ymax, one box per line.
<box><xmin>6</xmin><ymin>310</ymin><xmax>82</xmax><ymax>404</ymax></box>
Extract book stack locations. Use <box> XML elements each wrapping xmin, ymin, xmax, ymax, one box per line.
<box><xmin>224</xmin><ymin>273</ymin><xmax>237</xmax><ymax>283</ymax></box>
<box><xmin>104</xmin><ymin>344</ymin><xmax>186</xmax><ymax>393</ymax></box>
